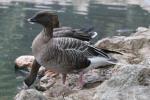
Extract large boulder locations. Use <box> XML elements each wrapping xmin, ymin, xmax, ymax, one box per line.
<box><xmin>94</xmin><ymin>65</ymin><xmax>150</xmax><ymax>100</ymax></box>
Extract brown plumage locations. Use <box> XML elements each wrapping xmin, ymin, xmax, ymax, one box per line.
<box><xmin>53</xmin><ymin>27</ymin><xmax>97</xmax><ymax>41</ymax></box>
<box><xmin>24</xmin><ymin>11</ymin><xmax>119</xmax><ymax>88</ymax></box>
<box><xmin>29</xmin><ymin>11</ymin><xmax>97</xmax><ymax>41</ymax></box>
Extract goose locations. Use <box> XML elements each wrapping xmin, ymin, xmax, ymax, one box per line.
<box><xmin>24</xmin><ymin>11</ymin><xmax>120</xmax><ymax>88</ymax></box>
<box><xmin>28</xmin><ymin>11</ymin><xmax>97</xmax><ymax>41</ymax></box>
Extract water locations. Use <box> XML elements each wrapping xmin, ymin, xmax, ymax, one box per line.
<box><xmin>0</xmin><ymin>0</ymin><xmax>149</xmax><ymax>99</ymax></box>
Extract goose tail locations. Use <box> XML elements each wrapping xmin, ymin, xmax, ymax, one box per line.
<box><xmin>101</xmin><ymin>49</ymin><xmax>123</xmax><ymax>55</ymax></box>
<box><xmin>86</xmin><ymin>45</ymin><xmax>120</xmax><ymax>70</ymax></box>
<box><xmin>90</xmin><ymin>31</ymin><xmax>98</xmax><ymax>38</ymax></box>
<box><xmin>87</xmin><ymin>56</ymin><xmax>117</xmax><ymax>69</ymax></box>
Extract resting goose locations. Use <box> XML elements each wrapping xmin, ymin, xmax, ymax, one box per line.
<box><xmin>28</xmin><ymin>11</ymin><xmax>97</xmax><ymax>41</ymax></box>
<box><xmin>24</xmin><ymin>11</ymin><xmax>119</xmax><ymax>88</ymax></box>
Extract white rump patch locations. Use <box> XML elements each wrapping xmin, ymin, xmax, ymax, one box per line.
<box><xmin>92</xmin><ymin>32</ymin><xmax>98</xmax><ymax>38</ymax></box>
<box><xmin>88</xmin><ymin>56</ymin><xmax>115</xmax><ymax>69</ymax></box>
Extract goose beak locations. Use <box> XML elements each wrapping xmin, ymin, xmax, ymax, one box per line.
<box><xmin>27</xmin><ymin>18</ymin><xmax>37</xmax><ymax>24</ymax></box>
<box><xmin>27</xmin><ymin>18</ymin><xmax>37</xmax><ymax>22</ymax></box>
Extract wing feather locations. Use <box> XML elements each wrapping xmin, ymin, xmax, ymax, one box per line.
<box><xmin>52</xmin><ymin>37</ymin><xmax>111</xmax><ymax>58</ymax></box>
<box><xmin>46</xmin><ymin>37</ymin><xmax>111</xmax><ymax>70</ymax></box>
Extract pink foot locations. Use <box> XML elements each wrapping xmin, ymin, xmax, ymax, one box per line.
<box><xmin>77</xmin><ymin>72</ymin><xmax>85</xmax><ymax>89</ymax></box>
<box><xmin>62</xmin><ymin>74</ymin><xmax>67</xmax><ymax>84</ymax></box>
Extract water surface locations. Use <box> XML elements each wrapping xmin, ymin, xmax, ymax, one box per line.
<box><xmin>0</xmin><ymin>0</ymin><xmax>149</xmax><ymax>99</ymax></box>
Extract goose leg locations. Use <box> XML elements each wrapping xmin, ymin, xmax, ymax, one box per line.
<box><xmin>24</xmin><ymin>59</ymin><xmax>40</xmax><ymax>88</ymax></box>
<box><xmin>78</xmin><ymin>72</ymin><xmax>85</xmax><ymax>88</ymax></box>
<box><xmin>62</xmin><ymin>73</ymin><xmax>67</xmax><ymax>84</ymax></box>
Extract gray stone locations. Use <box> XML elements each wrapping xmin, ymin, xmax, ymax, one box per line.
<box><xmin>94</xmin><ymin>65</ymin><xmax>150</xmax><ymax>100</ymax></box>
<box><xmin>15</xmin><ymin>89</ymin><xmax>48</xmax><ymax>100</ymax></box>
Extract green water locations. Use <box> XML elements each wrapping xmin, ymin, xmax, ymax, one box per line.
<box><xmin>0</xmin><ymin>0</ymin><xmax>149</xmax><ymax>99</ymax></box>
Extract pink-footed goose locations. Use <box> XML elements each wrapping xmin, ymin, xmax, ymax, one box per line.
<box><xmin>29</xmin><ymin>11</ymin><xmax>97</xmax><ymax>41</ymax></box>
<box><xmin>24</xmin><ymin>11</ymin><xmax>120</xmax><ymax>88</ymax></box>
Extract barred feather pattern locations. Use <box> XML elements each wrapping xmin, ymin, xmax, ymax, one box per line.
<box><xmin>38</xmin><ymin>37</ymin><xmax>109</xmax><ymax>73</ymax></box>
<box><xmin>53</xmin><ymin>27</ymin><xmax>95</xmax><ymax>41</ymax></box>
<box><xmin>32</xmin><ymin>32</ymin><xmax>111</xmax><ymax>73</ymax></box>
<box><xmin>45</xmin><ymin>38</ymin><xmax>90</xmax><ymax>71</ymax></box>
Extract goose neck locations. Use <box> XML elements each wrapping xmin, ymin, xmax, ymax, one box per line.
<box><xmin>43</xmin><ymin>26</ymin><xmax>53</xmax><ymax>38</ymax></box>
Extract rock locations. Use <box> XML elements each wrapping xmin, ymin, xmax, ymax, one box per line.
<box><xmin>15</xmin><ymin>89</ymin><xmax>48</xmax><ymax>100</ymax></box>
<box><xmin>64</xmin><ymin>89</ymin><xmax>95</xmax><ymax>100</ymax></box>
<box><xmin>37</xmin><ymin>70</ymin><xmax>59</xmax><ymax>91</ymax></box>
<box><xmin>136</xmin><ymin>27</ymin><xmax>149</xmax><ymax>33</ymax></box>
<box><xmin>15</xmin><ymin>55</ymin><xmax>35</xmax><ymax>69</ymax></box>
<box><xmin>15</xmin><ymin>55</ymin><xmax>35</xmax><ymax>78</ymax></box>
<box><xmin>137</xmin><ymin>68</ymin><xmax>150</xmax><ymax>86</ymax></box>
<box><xmin>44</xmin><ymin>83</ymin><xmax>73</xmax><ymax>97</ymax></box>
<box><xmin>93</xmin><ymin>65</ymin><xmax>150</xmax><ymax>100</ymax></box>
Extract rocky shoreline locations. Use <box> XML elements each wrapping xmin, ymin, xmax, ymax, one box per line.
<box><xmin>15</xmin><ymin>27</ymin><xmax>150</xmax><ymax>100</ymax></box>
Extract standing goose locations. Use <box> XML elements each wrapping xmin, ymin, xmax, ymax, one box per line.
<box><xmin>24</xmin><ymin>11</ymin><xmax>119</xmax><ymax>88</ymax></box>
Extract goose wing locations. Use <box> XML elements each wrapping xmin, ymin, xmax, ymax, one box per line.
<box><xmin>53</xmin><ymin>37</ymin><xmax>109</xmax><ymax>58</ymax></box>
<box><xmin>53</xmin><ymin>27</ymin><xmax>97</xmax><ymax>41</ymax></box>
<box><xmin>53</xmin><ymin>26</ymin><xmax>72</xmax><ymax>31</ymax></box>
<box><xmin>47</xmin><ymin>37</ymin><xmax>110</xmax><ymax>70</ymax></box>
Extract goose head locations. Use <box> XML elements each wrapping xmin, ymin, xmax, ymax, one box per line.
<box><xmin>28</xmin><ymin>11</ymin><xmax>59</xmax><ymax>28</ymax></box>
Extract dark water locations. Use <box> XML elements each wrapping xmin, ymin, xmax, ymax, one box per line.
<box><xmin>0</xmin><ymin>0</ymin><xmax>149</xmax><ymax>99</ymax></box>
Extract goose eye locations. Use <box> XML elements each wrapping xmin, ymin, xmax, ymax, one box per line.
<box><xmin>36</xmin><ymin>14</ymin><xmax>46</xmax><ymax>19</ymax></box>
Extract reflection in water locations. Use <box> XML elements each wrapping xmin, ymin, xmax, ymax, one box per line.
<box><xmin>0</xmin><ymin>0</ymin><xmax>149</xmax><ymax>99</ymax></box>
<box><xmin>72</xmin><ymin>0</ymin><xmax>90</xmax><ymax>15</ymax></box>
<box><xmin>0</xmin><ymin>0</ymin><xmax>150</xmax><ymax>13</ymax></box>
